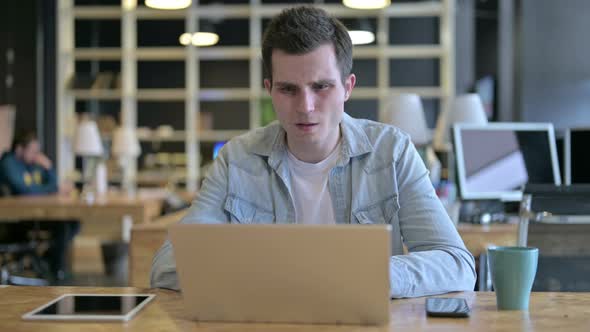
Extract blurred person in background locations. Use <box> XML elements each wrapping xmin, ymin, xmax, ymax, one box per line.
<box><xmin>0</xmin><ymin>129</ymin><xmax>79</xmax><ymax>282</ymax></box>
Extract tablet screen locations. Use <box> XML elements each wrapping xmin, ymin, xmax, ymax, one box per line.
<box><xmin>23</xmin><ymin>294</ymin><xmax>155</xmax><ymax>321</ymax></box>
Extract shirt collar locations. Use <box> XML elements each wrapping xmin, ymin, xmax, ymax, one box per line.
<box><xmin>251</xmin><ymin>113</ymin><xmax>374</xmax><ymax>169</ymax></box>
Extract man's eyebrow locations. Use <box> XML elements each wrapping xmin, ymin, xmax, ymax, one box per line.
<box><xmin>314</xmin><ymin>79</ymin><xmax>337</xmax><ymax>85</ymax></box>
<box><xmin>274</xmin><ymin>81</ymin><xmax>297</xmax><ymax>87</ymax></box>
<box><xmin>273</xmin><ymin>79</ymin><xmax>336</xmax><ymax>88</ymax></box>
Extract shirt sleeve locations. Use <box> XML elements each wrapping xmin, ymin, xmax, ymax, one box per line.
<box><xmin>390</xmin><ymin>137</ymin><xmax>476</xmax><ymax>298</ymax></box>
<box><xmin>150</xmin><ymin>150</ymin><xmax>231</xmax><ymax>290</ymax></box>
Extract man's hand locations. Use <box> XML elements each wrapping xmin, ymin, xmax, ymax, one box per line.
<box><xmin>34</xmin><ymin>153</ymin><xmax>53</xmax><ymax>170</ymax></box>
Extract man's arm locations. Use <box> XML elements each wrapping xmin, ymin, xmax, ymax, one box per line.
<box><xmin>150</xmin><ymin>151</ymin><xmax>230</xmax><ymax>290</ymax></box>
<box><xmin>41</xmin><ymin>166</ymin><xmax>58</xmax><ymax>192</ymax></box>
<box><xmin>390</xmin><ymin>138</ymin><xmax>476</xmax><ymax>298</ymax></box>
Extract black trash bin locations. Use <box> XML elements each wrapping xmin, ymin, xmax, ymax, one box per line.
<box><xmin>101</xmin><ymin>241</ymin><xmax>129</xmax><ymax>280</ymax></box>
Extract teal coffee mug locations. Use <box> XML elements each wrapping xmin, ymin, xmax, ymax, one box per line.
<box><xmin>487</xmin><ymin>246</ymin><xmax>538</xmax><ymax>310</ymax></box>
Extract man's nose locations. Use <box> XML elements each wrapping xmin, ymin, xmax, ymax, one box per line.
<box><xmin>297</xmin><ymin>90</ymin><xmax>315</xmax><ymax>113</ymax></box>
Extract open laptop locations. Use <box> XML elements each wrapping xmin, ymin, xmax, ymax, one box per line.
<box><xmin>169</xmin><ymin>223</ymin><xmax>391</xmax><ymax>325</ymax></box>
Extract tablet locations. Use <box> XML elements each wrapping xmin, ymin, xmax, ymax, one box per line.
<box><xmin>22</xmin><ymin>294</ymin><xmax>156</xmax><ymax>321</ymax></box>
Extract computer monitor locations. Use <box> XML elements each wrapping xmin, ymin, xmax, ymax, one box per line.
<box><xmin>453</xmin><ymin>123</ymin><xmax>562</xmax><ymax>202</ymax></box>
<box><xmin>564</xmin><ymin>128</ymin><xmax>590</xmax><ymax>184</ymax></box>
<box><xmin>212</xmin><ymin>141</ymin><xmax>226</xmax><ymax>159</ymax></box>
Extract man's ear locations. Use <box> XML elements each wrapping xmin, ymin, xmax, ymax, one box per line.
<box><xmin>264</xmin><ymin>79</ymin><xmax>272</xmax><ymax>95</ymax></box>
<box><xmin>344</xmin><ymin>73</ymin><xmax>356</xmax><ymax>101</ymax></box>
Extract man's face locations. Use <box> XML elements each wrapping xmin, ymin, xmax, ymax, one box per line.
<box><xmin>264</xmin><ymin>44</ymin><xmax>355</xmax><ymax>156</ymax></box>
<box><xmin>16</xmin><ymin>140</ymin><xmax>40</xmax><ymax>165</ymax></box>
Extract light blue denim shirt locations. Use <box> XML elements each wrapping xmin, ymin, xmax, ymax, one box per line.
<box><xmin>151</xmin><ymin>113</ymin><xmax>476</xmax><ymax>298</ymax></box>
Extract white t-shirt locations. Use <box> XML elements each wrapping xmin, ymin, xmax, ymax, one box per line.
<box><xmin>287</xmin><ymin>143</ymin><xmax>341</xmax><ymax>224</ymax></box>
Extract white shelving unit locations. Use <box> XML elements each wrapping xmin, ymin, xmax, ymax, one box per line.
<box><xmin>57</xmin><ymin>0</ymin><xmax>455</xmax><ymax>192</ymax></box>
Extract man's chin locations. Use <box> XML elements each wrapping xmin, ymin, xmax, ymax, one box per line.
<box><xmin>287</xmin><ymin>131</ymin><xmax>320</xmax><ymax>144</ymax></box>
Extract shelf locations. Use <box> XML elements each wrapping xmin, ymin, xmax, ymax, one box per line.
<box><xmin>139</xmin><ymin>130</ymin><xmax>247</xmax><ymax>142</ymax></box>
<box><xmin>351</xmin><ymin>87</ymin><xmax>444</xmax><ymax>99</ymax></box>
<box><xmin>354</xmin><ymin>45</ymin><xmax>443</xmax><ymax>59</ymax></box>
<box><xmin>73</xmin><ymin>3</ymin><xmax>443</xmax><ymax>20</ymax></box>
<box><xmin>74</xmin><ymin>48</ymin><xmax>121</xmax><ymax>60</ymax></box>
<box><xmin>60</xmin><ymin>1</ymin><xmax>454</xmax><ymax>193</ymax></box>
<box><xmin>71</xmin><ymin>89</ymin><xmax>121</xmax><ymax>100</ymax></box>
<box><xmin>198</xmin><ymin>89</ymin><xmax>251</xmax><ymax>101</ymax></box>
<box><xmin>136</xmin><ymin>88</ymin><xmax>251</xmax><ymax>102</ymax></box>
<box><xmin>390</xmin><ymin>87</ymin><xmax>444</xmax><ymax>98</ymax></box>
<box><xmin>108</xmin><ymin>169</ymin><xmax>189</xmax><ymax>186</ymax></box>
<box><xmin>74</xmin><ymin>45</ymin><xmax>441</xmax><ymax>61</ymax></box>
<box><xmin>103</xmin><ymin>129</ymin><xmax>247</xmax><ymax>143</ymax></box>
<box><xmin>72</xmin><ymin>87</ymin><xmax>442</xmax><ymax>101</ymax></box>
<box><xmin>71</xmin><ymin>88</ymin><xmax>252</xmax><ymax>101</ymax></box>
<box><xmin>74</xmin><ymin>47</ymin><xmax>252</xmax><ymax>61</ymax></box>
<box><xmin>73</xmin><ymin>6</ymin><xmax>121</xmax><ymax>19</ymax></box>
<box><xmin>257</xmin><ymin>3</ymin><xmax>443</xmax><ymax>18</ymax></box>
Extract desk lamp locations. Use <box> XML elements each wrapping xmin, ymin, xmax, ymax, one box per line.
<box><xmin>388</xmin><ymin>93</ymin><xmax>441</xmax><ymax>185</ymax></box>
<box><xmin>112</xmin><ymin>126</ymin><xmax>141</xmax><ymax>196</ymax></box>
<box><xmin>74</xmin><ymin>118</ymin><xmax>104</xmax><ymax>202</ymax></box>
<box><xmin>432</xmin><ymin>94</ymin><xmax>489</xmax><ymax>221</ymax></box>
<box><xmin>433</xmin><ymin>93</ymin><xmax>488</xmax><ymax>152</ymax></box>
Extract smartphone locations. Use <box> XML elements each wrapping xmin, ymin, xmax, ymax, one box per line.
<box><xmin>425</xmin><ymin>297</ymin><xmax>470</xmax><ymax>318</ymax></box>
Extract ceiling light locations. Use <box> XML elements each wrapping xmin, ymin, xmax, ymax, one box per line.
<box><xmin>191</xmin><ymin>32</ymin><xmax>219</xmax><ymax>47</ymax></box>
<box><xmin>179</xmin><ymin>32</ymin><xmax>192</xmax><ymax>46</ymax></box>
<box><xmin>145</xmin><ymin>0</ymin><xmax>191</xmax><ymax>10</ymax></box>
<box><xmin>343</xmin><ymin>0</ymin><xmax>391</xmax><ymax>10</ymax></box>
<box><xmin>348</xmin><ymin>30</ymin><xmax>375</xmax><ymax>45</ymax></box>
<box><xmin>347</xmin><ymin>19</ymin><xmax>375</xmax><ymax>45</ymax></box>
<box><xmin>179</xmin><ymin>32</ymin><xmax>219</xmax><ymax>47</ymax></box>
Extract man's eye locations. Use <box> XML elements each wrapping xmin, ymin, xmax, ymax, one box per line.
<box><xmin>279</xmin><ymin>87</ymin><xmax>296</xmax><ymax>94</ymax></box>
<box><xmin>313</xmin><ymin>83</ymin><xmax>331</xmax><ymax>90</ymax></box>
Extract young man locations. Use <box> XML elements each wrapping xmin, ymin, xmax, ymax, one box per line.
<box><xmin>0</xmin><ymin>130</ymin><xmax>79</xmax><ymax>281</ymax></box>
<box><xmin>151</xmin><ymin>6</ymin><xmax>475</xmax><ymax>298</ymax></box>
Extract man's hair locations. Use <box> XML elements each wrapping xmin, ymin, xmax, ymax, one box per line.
<box><xmin>11</xmin><ymin>130</ymin><xmax>37</xmax><ymax>152</ymax></box>
<box><xmin>261</xmin><ymin>6</ymin><xmax>353</xmax><ymax>84</ymax></box>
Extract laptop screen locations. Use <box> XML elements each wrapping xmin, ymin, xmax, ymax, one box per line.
<box><xmin>453</xmin><ymin>123</ymin><xmax>561</xmax><ymax>201</ymax></box>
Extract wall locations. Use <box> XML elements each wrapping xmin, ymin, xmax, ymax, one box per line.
<box><xmin>518</xmin><ymin>0</ymin><xmax>590</xmax><ymax>129</ymax></box>
<box><xmin>0</xmin><ymin>0</ymin><xmax>38</xmax><ymax>133</ymax></box>
<box><xmin>0</xmin><ymin>0</ymin><xmax>55</xmax><ymax>160</ymax></box>
<box><xmin>455</xmin><ymin>0</ymin><xmax>475</xmax><ymax>95</ymax></box>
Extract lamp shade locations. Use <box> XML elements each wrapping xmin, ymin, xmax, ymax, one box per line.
<box><xmin>112</xmin><ymin>127</ymin><xmax>141</xmax><ymax>158</ymax></box>
<box><xmin>450</xmin><ymin>93</ymin><xmax>488</xmax><ymax>124</ymax></box>
<box><xmin>433</xmin><ymin>93</ymin><xmax>488</xmax><ymax>150</ymax></box>
<box><xmin>388</xmin><ymin>93</ymin><xmax>430</xmax><ymax>146</ymax></box>
<box><xmin>74</xmin><ymin>119</ymin><xmax>104</xmax><ymax>156</ymax></box>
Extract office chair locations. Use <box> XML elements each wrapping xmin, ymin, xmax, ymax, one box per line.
<box><xmin>0</xmin><ymin>186</ymin><xmax>51</xmax><ymax>286</ymax></box>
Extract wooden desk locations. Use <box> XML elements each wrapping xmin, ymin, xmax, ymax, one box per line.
<box><xmin>127</xmin><ymin>221</ymin><xmax>520</xmax><ymax>288</ymax></box>
<box><xmin>0</xmin><ymin>192</ymin><xmax>163</xmax><ymax>225</ymax></box>
<box><xmin>457</xmin><ymin>223</ymin><xmax>518</xmax><ymax>257</ymax></box>
<box><xmin>129</xmin><ymin>209</ymin><xmax>188</xmax><ymax>287</ymax></box>
<box><xmin>1</xmin><ymin>286</ymin><xmax>588</xmax><ymax>331</ymax></box>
